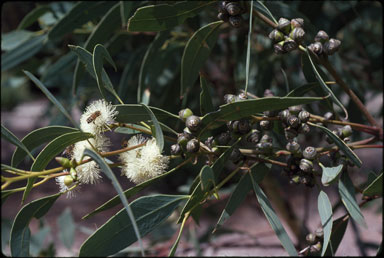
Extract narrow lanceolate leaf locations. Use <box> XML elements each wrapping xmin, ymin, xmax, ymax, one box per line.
<box><xmin>120</xmin><ymin>1</ymin><xmax>135</xmax><ymax>27</ymax></box>
<box><xmin>199</xmin><ymin>75</ymin><xmax>214</xmax><ymax>115</ymax></box>
<box><xmin>214</xmin><ymin>163</ymin><xmax>270</xmax><ymax>232</ymax></box>
<box><xmin>2</xmin><ymin>124</ymin><xmax>34</xmax><ymax>161</ymax></box>
<box><xmin>320</xmin><ymin>164</ymin><xmax>343</xmax><ymax>186</ymax></box>
<box><xmin>286</xmin><ymin>82</ymin><xmax>335</xmax><ymax>97</ymax></box>
<box><xmin>199</xmin><ymin>96</ymin><xmax>325</xmax><ymax>138</ymax></box>
<box><xmin>82</xmin><ymin>158</ymin><xmax>191</xmax><ymax>219</ymax></box>
<box><xmin>324</xmin><ymin>217</ymin><xmax>349</xmax><ymax>256</ymax></box>
<box><xmin>10</xmin><ymin>193</ymin><xmax>60</xmax><ymax>257</ymax></box>
<box><xmin>1</xmin><ymin>30</ymin><xmax>33</xmax><ymax>51</ymax></box>
<box><xmin>141</xmin><ymin>104</ymin><xmax>164</xmax><ymax>151</ymax></box>
<box><xmin>249</xmin><ymin>164</ymin><xmax>297</xmax><ymax>256</ymax></box>
<box><xmin>41</xmin><ymin>52</ymin><xmax>77</xmax><ymax>85</ymax></box>
<box><xmin>363</xmin><ymin>172</ymin><xmax>383</xmax><ymax>197</ymax></box>
<box><xmin>181</xmin><ymin>21</ymin><xmax>224</xmax><ymax>98</ymax></box>
<box><xmin>244</xmin><ymin>0</ymin><xmax>254</xmax><ymax>93</ymax></box>
<box><xmin>23</xmin><ymin>131</ymin><xmax>92</xmax><ymax>204</ymax></box>
<box><xmin>79</xmin><ymin>195</ymin><xmax>188</xmax><ymax>257</ymax></box>
<box><xmin>82</xmin><ymin>149</ymin><xmax>145</xmax><ymax>257</ymax></box>
<box><xmin>308</xmin><ymin>122</ymin><xmax>362</xmax><ymax>167</ymax></box>
<box><xmin>317</xmin><ymin>190</ymin><xmax>333</xmax><ymax>256</ymax></box>
<box><xmin>1</xmin><ymin>35</ymin><xmax>45</xmax><ymax>72</ymax></box>
<box><xmin>11</xmin><ymin>126</ymin><xmax>77</xmax><ymax>168</ymax></box>
<box><xmin>200</xmin><ymin>165</ymin><xmax>215</xmax><ymax>192</ymax></box>
<box><xmin>306</xmin><ymin>49</ymin><xmax>348</xmax><ymax>119</ymax></box>
<box><xmin>338</xmin><ymin>172</ymin><xmax>367</xmax><ymax>228</ymax></box>
<box><xmin>127</xmin><ymin>1</ymin><xmax>215</xmax><ymax>32</ymax></box>
<box><xmin>253</xmin><ymin>1</ymin><xmax>278</xmax><ymax>24</ymax></box>
<box><xmin>17</xmin><ymin>5</ymin><xmax>52</xmax><ymax>30</ymax></box>
<box><xmin>23</xmin><ymin>70</ymin><xmax>78</xmax><ymax>127</ymax></box>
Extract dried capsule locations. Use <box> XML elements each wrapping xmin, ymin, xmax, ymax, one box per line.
<box><xmin>298</xmin><ymin>110</ymin><xmax>310</xmax><ymax>123</ymax></box>
<box><xmin>229</xmin><ymin>15</ymin><xmax>242</xmax><ymax>28</ymax></box>
<box><xmin>170</xmin><ymin>144</ymin><xmax>182</xmax><ymax>155</ymax></box>
<box><xmin>303</xmin><ymin>146</ymin><xmax>317</xmax><ymax>160</ymax></box>
<box><xmin>290</xmin><ymin>18</ymin><xmax>304</xmax><ymax>28</ymax></box>
<box><xmin>186</xmin><ymin>115</ymin><xmax>201</xmax><ymax>132</ymax></box>
<box><xmin>308</xmin><ymin>42</ymin><xmax>323</xmax><ymax>55</ymax></box>
<box><xmin>286</xmin><ymin>141</ymin><xmax>301</xmax><ymax>153</ymax></box>
<box><xmin>268</xmin><ymin>29</ymin><xmax>284</xmax><ymax>43</ymax></box>
<box><xmin>186</xmin><ymin>139</ymin><xmax>200</xmax><ymax>153</ymax></box>
<box><xmin>217</xmin><ymin>12</ymin><xmax>229</xmax><ymax>22</ymax></box>
<box><xmin>299</xmin><ymin>158</ymin><xmax>313</xmax><ymax>172</ymax></box>
<box><xmin>238</xmin><ymin>119</ymin><xmax>251</xmax><ymax>134</ymax></box>
<box><xmin>288</xmin><ymin>105</ymin><xmax>302</xmax><ymax>114</ymax></box>
<box><xmin>247</xmin><ymin>129</ymin><xmax>260</xmax><ymax>143</ymax></box>
<box><xmin>290</xmin><ymin>27</ymin><xmax>305</xmax><ymax>43</ymax></box>
<box><xmin>274</xmin><ymin>41</ymin><xmax>286</xmax><ymax>54</ymax></box>
<box><xmin>298</xmin><ymin>123</ymin><xmax>311</xmax><ymax>134</ymax></box>
<box><xmin>277</xmin><ymin>17</ymin><xmax>291</xmax><ymax>34</ymax></box>
<box><xmin>260</xmin><ymin>120</ymin><xmax>273</xmax><ymax>130</ymax></box>
<box><xmin>225</xmin><ymin>2</ymin><xmax>242</xmax><ymax>16</ymax></box>
<box><xmin>324</xmin><ymin>38</ymin><xmax>341</xmax><ymax>55</ymax></box>
<box><xmin>260</xmin><ymin>134</ymin><xmax>273</xmax><ymax>143</ymax></box>
<box><xmin>216</xmin><ymin>131</ymin><xmax>231</xmax><ymax>145</ymax></box>
<box><xmin>224</xmin><ymin>94</ymin><xmax>236</xmax><ymax>104</ymax></box>
<box><xmin>314</xmin><ymin>30</ymin><xmax>329</xmax><ymax>43</ymax></box>
<box><xmin>229</xmin><ymin>148</ymin><xmax>242</xmax><ymax>163</ymax></box>
<box><xmin>323</xmin><ymin>112</ymin><xmax>334</xmax><ymax>120</ymax></box>
<box><xmin>283</xmin><ymin>37</ymin><xmax>298</xmax><ymax>52</ymax></box>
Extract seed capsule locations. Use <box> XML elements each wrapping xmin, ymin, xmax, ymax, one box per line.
<box><xmin>283</xmin><ymin>37</ymin><xmax>298</xmax><ymax>52</ymax></box>
<box><xmin>260</xmin><ymin>120</ymin><xmax>273</xmax><ymax>130</ymax></box>
<box><xmin>298</xmin><ymin>110</ymin><xmax>310</xmax><ymax>123</ymax></box>
<box><xmin>268</xmin><ymin>29</ymin><xmax>285</xmax><ymax>43</ymax></box>
<box><xmin>229</xmin><ymin>148</ymin><xmax>242</xmax><ymax>163</ymax></box>
<box><xmin>231</xmin><ymin>120</ymin><xmax>240</xmax><ymax>132</ymax></box>
<box><xmin>186</xmin><ymin>139</ymin><xmax>200</xmax><ymax>153</ymax></box>
<box><xmin>290</xmin><ymin>27</ymin><xmax>305</xmax><ymax>43</ymax></box>
<box><xmin>286</xmin><ymin>141</ymin><xmax>301</xmax><ymax>153</ymax></box>
<box><xmin>303</xmin><ymin>146</ymin><xmax>317</xmax><ymax>160</ymax></box>
<box><xmin>308</xmin><ymin>42</ymin><xmax>323</xmax><ymax>55</ymax></box>
<box><xmin>256</xmin><ymin>142</ymin><xmax>273</xmax><ymax>153</ymax></box>
<box><xmin>273</xmin><ymin>41</ymin><xmax>286</xmax><ymax>54</ymax></box>
<box><xmin>299</xmin><ymin>158</ymin><xmax>313</xmax><ymax>172</ymax></box>
<box><xmin>288</xmin><ymin>105</ymin><xmax>302</xmax><ymax>114</ymax></box>
<box><xmin>287</xmin><ymin>115</ymin><xmax>300</xmax><ymax>128</ymax></box>
<box><xmin>226</xmin><ymin>2</ymin><xmax>242</xmax><ymax>16</ymax></box>
<box><xmin>279</xmin><ymin>109</ymin><xmax>290</xmax><ymax>123</ymax></box>
<box><xmin>260</xmin><ymin>134</ymin><xmax>273</xmax><ymax>143</ymax></box>
<box><xmin>298</xmin><ymin>123</ymin><xmax>310</xmax><ymax>134</ymax></box>
<box><xmin>186</xmin><ymin>115</ymin><xmax>201</xmax><ymax>132</ymax></box>
<box><xmin>314</xmin><ymin>30</ymin><xmax>329</xmax><ymax>43</ymax></box>
<box><xmin>284</xmin><ymin>127</ymin><xmax>298</xmax><ymax>141</ymax></box>
<box><xmin>247</xmin><ymin>129</ymin><xmax>260</xmax><ymax>143</ymax></box>
<box><xmin>170</xmin><ymin>144</ymin><xmax>182</xmax><ymax>155</ymax></box>
<box><xmin>229</xmin><ymin>15</ymin><xmax>242</xmax><ymax>28</ymax></box>
<box><xmin>219</xmin><ymin>1</ymin><xmax>229</xmax><ymax>13</ymax></box>
<box><xmin>216</xmin><ymin>131</ymin><xmax>231</xmax><ymax>145</ymax></box>
<box><xmin>224</xmin><ymin>94</ymin><xmax>236</xmax><ymax>104</ymax></box>
<box><xmin>290</xmin><ymin>18</ymin><xmax>304</xmax><ymax>28</ymax></box>
<box><xmin>324</xmin><ymin>38</ymin><xmax>341</xmax><ymax>55</ymax></box>
<box><xmin>277</xmin><ymin>17</ymin><xmax>291</xmax><ymax>34</ymax></box>
<box><xmin>238</xmin><ymin>119</ymin><xmax>251</xmax><ymax>134</ymax></box>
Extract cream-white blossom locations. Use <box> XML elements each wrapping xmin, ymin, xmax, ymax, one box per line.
<box><xmin>119</xmin><ymin>135</ymin><xmax>170</xmax><ymax>184</ymax></box>
<box><xmin>80</xmin><ymin>99</ymin><xmax>118</xmax><ymax>134</ymax></box>
<box><xmin>55</xmin><ymin>174</ymin><xmax>79</xmax><ymax>198</ymax></box>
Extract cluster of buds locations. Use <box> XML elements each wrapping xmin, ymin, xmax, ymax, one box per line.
<box><xmin>303</xmin><ymin>228</ymin><xmax>324</xmax><ymax>255</ymax></box>
<box><xmin>217</xmin><ymin>1</ymin><xmax>246</xmax><ymax>28</ymax></box>
<box><xmin>308</xmin><ymin>30</ymin><xmax>341</xmax><ymax>56</ymax></box>
<box><xmin>269</xmin><ymin>17</ymin><xmax>305</xmax><ymax>54</ymax></box>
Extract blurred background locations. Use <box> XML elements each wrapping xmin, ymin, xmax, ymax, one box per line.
<box><xmin>1</xmin><ymin>1</ymin><xmax>382</xmax><ymax>256</ymax></box>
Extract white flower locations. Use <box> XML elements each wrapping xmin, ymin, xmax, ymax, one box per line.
<box><xmin>119</xmin><ymin>135</ymin><xmax>170</xmax><ymax>184</ymax></box>
<box><xmin>80</xmin><ymin>99</ymin><xmax>118</xmax><ymax>134</ymax></box>
<box><xmin>55</xmin><ymin>175</ymin><xmax>79</xmax><ymax>198</ymax></box>
<box><xmin>71</xmin><ymin>135</ymin><xmax>110</xmax><ymax>184</ymax></box>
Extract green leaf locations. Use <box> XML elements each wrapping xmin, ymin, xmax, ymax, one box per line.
<box><xmin>23</xmin><ymin>70</ymin><xmax>78</xmax><ymax>127</ymax></box>
<box><xmin>120</xmin><ymin>1</ymin><xmax>135</xmax><ymax>27</ymax></box>
<box><xmin>57</xmin><ymin>208</ymin><xmax>75</xmax><ymax>250</ymax></box>
<box><xmin>320</xmin><ymin>164</ymin><xmax>344</xmax><ymax>186</ymax></box>
<box><xmin>306</xmin><ymin>49</ymin><xmax>348</xmax><ymax>119</ymax></box>
<box><xmin>199</xmin><ymin>75</ymin><xmax>214</xmax><ymax>115</ymax></box>
<box><xmin>338</xmin><ymin>172</ymin><xmax>367</xmax><ymax>228</ymax></box>
<box><xmin>249</xmin><ymin>164</ymin><xmax>297</xmax><ymax>256</ymax></box>
<box><xmin>30</xmin><ymin>225</ymin><xmax>50</xmax><ymax>256</ymax></box>
<box><xmin>363</xmin><ymin>172</ymin><xmax>383</xmax><ymax>197</ymax></box>
<box><xmin>10</xmin><ymin>193</ymin><xmax>60</xmax><ymax>257</ymax></box>
<box><xmin>180</xmin><ymin>20</ymin><xmax>223</xmax><ymax>97</ymax></box>
<box><xmin>1</xmin><ymin>30</ymin><xmax>33</xmax><ymax>51</ymax></box>
<box><xmin>141</xmin><ymin>104</ymin><xmax>164</xmax><ymax>151</ymax></box>
<box><xmin>11</xmin><ymin>126</ymin><xmax>77</xmax><ymax>168</ymax></box>
<box><xmin>200</xmin><ymin>165</ymin><xmax>215</xmax><ymax>192</ymax></box>
<box><xmin>17</xmin><ymin>5</ymin><xmax>52</xmax><ymax>30</ymax></box>
<box><xmin>253</xmin><ymin>1</ymin><xmax>278</xmax><ymax>24</ymax></box>
<box><xmin>318</xmin><ymin>190</ymin><xmax>333</xmax><ymax>256</ymax></box>
<box><xmin>79</xmin><ymin>194</ymin><xmax>188</xmax><ymax>257</ymax></box>
<box><xmin>23</xmin><ymin>131</ymin><xmax>92</xmax><ymax>204</ymax></box>
<box><xmin>127</xmin><ymin>1</ymin><xmax>215</xmax><ymax>32</ymax></box>
<box><xmin>308</xmin><ymin>122</ymin><xmax>362</xmax><ymax>167</ymax></box>
<box><xmin>2</xmin><ymin>124</ymin><xmax>34</xmax><ymax>161</ymax></box>
<box><xmin>214</xmin><ymin>163</ymin><xmax>269</xmax><ymax>232</ymax></box>
<box><xmin>199</xmin><ymin>96</ymin><xmax>325</xmax><ymax>138</ymax></box>
<box><xmin>82</xmin><ymin>148</ymin><xmax>145</xmax><ymax>256</ymax></box>
<box><xmin>1</xmin><ymin>35</ymin><xmax>45</xmax><ymax>72</ymax></box>
<box><xmin>48</xmin><ymin>1</ymin><xmax>117</xmax><ymax>40</ymax></box>
<box><xmin>244</xmin><ymin>1</ymin><xmax>254</xmax><ymax>93</ymax></box>
<box><xmin>169</xmin><ymin>212</ymin><xmax>188</xmax><ymax>257</ymax></box>
<box><xmin>82</xmin><ymin>158</ymin><xmax>190</xmax><ymax>219</ymax></box>
<box><xmin>41</xmin><ymin>52</ymin><xmax>77</xmax><ymax>86</ymax></box>
<box><xmin>324</xmin><ymin>217</ymin><xmax>349</xmax><ymax>256</ymax></box>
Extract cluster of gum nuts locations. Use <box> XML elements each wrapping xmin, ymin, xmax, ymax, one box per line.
<box><xmin>217</xmin><ymin>1</ymin><xmax>247</xmax><ymax>28</ymax></box>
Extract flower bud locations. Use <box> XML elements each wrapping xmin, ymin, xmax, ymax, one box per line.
<box><xmin>260</xmin><ymin>120</ymin><xmax>273</xmax><ymax>130</ymax></box>
<box><xmin>64</xmin><ymin>175</ymin><xmax>74</xmax><ymax>187</ymax></box>
<box><xmin>217</xmin><ymin>12</ymin><xmax>229</xmax><ymax>22</ymax></box>
<box><xmin>186</xmin><ymin>115</ymin><xmax>201</xmax><ymax>132</ymax></box>
<box><xmin>225</xmin><ymin>2</ymin><xmax>242</xmax><ymax>16</ymax></box>
<box><xmin>286</xmin><ymin>141</ymin><xmax>301</xmax><ymax>153</ymax></box>
<box><xmin>308</xmin><ymin>42</ymin><xmax>323</xmax><ymax>55</ymax></box>
<box><xmin>303</xmin><ymin>146</ymin><xmax>317</xmax><ymax>160</ymax></box>
<box><xmin>298</xmin><ymin>110</ymin><xmax>310</xmax><ymax>123</ymax></box>
<box><xmin>324</xmin><ymin>38</ymin><xmax>341</xmax><ymax>55</ymax></box>
<box><xmin>186</xmin><ymin>139</ymin><xmax>200</xmax><ymax>153</ymax></box>
<box><xmin>179</xmin><ymin>108</ymin><xmax>193</xmax><ymax>122</ymax></box>
<box><xmin>341</xmin><ymin>125</ymin><xmax>352</xmax><ymax>138</ymax></box>
<box><xmin>314</xmin><ymin>30</ymin><xmax>329</xmax><ymax>43</ymax></box>
<box><xmin>277</xmin><ymin>17</ymin><xmax>291</xmax><ymax>34</ymax></box>
<box><xmin>238</xmin><ymin>119</ymin><xmax>251</xmax><ymax>134</ymax></box>
<box><xmin>224</xmin><ymin>94</ymin><xmax>236</xmax><ymax>104</ymax></box>
<box><xmin>283</xmin><ymin>37</ymin><xmax>298</xmax><ymax>52</ymax></box>
<box><xmin>290</xmin><ymin>27</ymin><xmax>305</xmax><ymax>43</ymax></box>
<box><xmin>274</xmin><ymin>41</ymin><xmax>286</xmax><ymax>54</ymax></box>
<box><xmin>229</xmin><ymin>15</ymin><xmax>242</xmax><ymax>28</ymax></box>
<box><xmin>216</xmin><ymin>131</ymin><xmax>231</xmax><ymax>145</ymax></box>
<box><xmin>55</xmin><ymin>157</ymin><xmax>72</xmax><ymax>168</ymax></box>
<box><xmin>269</xmin><ymin>29</ymin><xmax>284</xmax><ymax>43</ymax></box>
<box><xmin>290</xmin><ymin>18</ymin><xmax>304</xmax><ymax>29</ymax></box>
<box><xmin>70</xmin><ymin>167</ymin><xmax>77</xmax><ymax>180</ymax></box>
<box><xmin>171</xmin><ymin>144</ymin><xmax>182</xmax><ymax>155</ymax></box>
<box><xmin>299</xmin><ymin>158</ymin><xmax>313</xmax><ymax>172</ymax></box>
